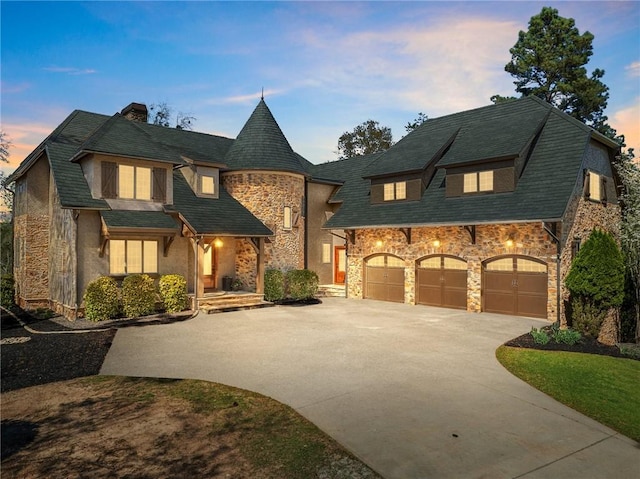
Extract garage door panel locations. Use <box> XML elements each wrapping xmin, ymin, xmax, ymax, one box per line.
<box><xmin>484</xmin><ymin>290</ymin><xmax>515</xmax><ymax>315</ymax></box>
<box><xmin>364</xmin><ymin>256</ymin><xmax>405</xmax><ymax>303</ymax></box>
<box><xmin>484</xmin><ymin>271</ymin><xmax>512</xmax><ymax>292</ymax></box>
<box><xmin>416</xmin><ymin>257</ymin><xmax>468</xmax><ymax>309</ymax></box>
<box><xmin>517</xmin><ymin>293</ymin><xmax>547</xmax><ymax>318</ymax></box>
<box><xmin>443</xmin><ymin>270</ymin><xmax>467</xmax><ymax>289</ymax></box>
<box><xmin>517</xmin><ymin>273</ymin><xmax>547</xmax><ymax>294</ymax></box>
<box><xmin>442</xmin><ymin>288</ymin><xmax>467</xmax><ymax>309</ymax></box>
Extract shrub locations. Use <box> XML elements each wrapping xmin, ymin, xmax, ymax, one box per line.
<box><xmin>285</xmin><ymin>269</ymin><xmax>319</xmax><ymax>301</ymax></box>
<box><xmin>84</xmin><ymin>276</ymin><xmax>120</xmax><ymax>321</ymax></box>
<box><xmin>122</xmin><ymin>274</ymin><xmax>156</xmax><ymax>318</ymax></box>
<box><xmin>550</xmin><ymin>324</ymin><xmax>582</xmax><ymax>345</ymax></box>
<box><xmin>159</xmin><ymin>274</ymin><xmax>188</xmax><ymax>313</ymax></box>
<box><xmin>530</xmin><ymin>327</ymin><xmax>550</xmax><ymax>345</ymax></box>
<box><xmin>1</xmin><ymin>274</ymin><xmax>14</xmax><ymax>309</ymax></box>
<box><xmin>264</xmin><ymin>269</ymin><xmax>285</xmax><ymax>302</ymax></box>
<box><xmin>570</xmin><ymin>298</ymin><xmax>607</xmax><ymax>338</ymax></box>
<box><xmin>565</xmin><ymin>229</ymin><xmax>625</xmax><ymax>337</ymax></box>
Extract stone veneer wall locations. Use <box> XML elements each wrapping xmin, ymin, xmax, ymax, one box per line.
<box><xmin>560</xmin><ymin>196</ymin><xmax>621</xmax><ymax>343</ymax></box>
<box><xmin>222</xmin><ymin>171</ymin><xmax>305</xmax><ymax>290</ymax></box>
<box><xmin>13</xmin><ymin>214</ymin><xmax>50</xmax><ymax>309</ymax></box>
<box><xmin>347</xmin><ymin>223</ymin><xmax>559</xmax><ymax>320</ymax></box>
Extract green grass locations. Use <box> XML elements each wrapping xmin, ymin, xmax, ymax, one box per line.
<box><xmin>496</xmin><ymin>346</ymin><xmax>640</xmax><ymax>442</ymax></box>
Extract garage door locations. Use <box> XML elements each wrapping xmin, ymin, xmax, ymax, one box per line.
<box><xmin>483</xmin><ymin>256</ymin><xmax>548</xmax><ymax>319</ymax></box>
<box><xmin>364</xmin><ymin>254</ymin><xmax>405</xmax><ymax>302</ymax></box>
<box><xmin>416</xmin><ymin>255</ymin><xmax>467</xmax><ymax>310</ymax></box>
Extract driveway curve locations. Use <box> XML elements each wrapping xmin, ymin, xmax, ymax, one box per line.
<box><xmin>101</xmin><ymin>297</ymin><xmax>639</xmax><ymax>478</ymax></box>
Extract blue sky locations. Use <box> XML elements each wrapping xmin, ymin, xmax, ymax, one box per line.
<box><xmin>2</xmin><ymin>1</ymin><xmax>639</xmax><ymax>176</ymax></box>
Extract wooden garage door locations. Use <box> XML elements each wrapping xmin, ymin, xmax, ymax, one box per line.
<box><xmin>364</xmin><ymin>254</ymin><xmax>405</xmax><ymax>303</ymax></box>
<box><xmin>483</xmin><ymin>256</ymin><xmax>548</xmax><ymax>319</ymax></box>
<box><xmin>416</xmin><ymin>255</ymin><xmax>467</xmax><ymax>309</ymax></box>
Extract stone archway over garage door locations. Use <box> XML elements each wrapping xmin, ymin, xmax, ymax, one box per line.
<box><xmin>483</xmin><ymin>256</ymin><xmax>548</xmax><ymax>319</ymax></box>
<box><xmin>416</xmin><ymin>255</ymin><xmax>467</xmax><ymax>310</ymax></box>
<box><xmin>364</xmin><ymin>254</ymin><xmax>405</xmax><ymax>303</ymax></box>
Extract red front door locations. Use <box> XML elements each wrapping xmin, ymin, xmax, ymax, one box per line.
<box><xmin>334</xmin><ymin>246</ymin><xmax>346</xmax><ymax>284</ymax></box>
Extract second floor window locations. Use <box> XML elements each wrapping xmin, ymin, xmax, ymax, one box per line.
<box><xmin>102</xmin><ymin>161</ymin><xmax>166</xmax><ymax>202</ymax></box>
<box><xmin>201</xmin><ymin>175</ymin><xmax>216</xmax><ymax>195</ymax></box>
<box><xmin>463</xmin><ymin>171</ymin><xmax>493</xmax><ymax>193</ymax></box>
<box><xmin>119</xmin><ymin>165</ymin><xmax>151</xmax><ymax>200</ymax></box>
<box><xmin>383</xmin><ymin>181</ymin><xmax>407</xmax><ymax>201</ymax></box>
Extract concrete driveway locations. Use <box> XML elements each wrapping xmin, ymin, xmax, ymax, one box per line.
<box><xmin>100</xmin><ymin>298</ymin><xmax>639</xmax><ymax>478</ymax></box>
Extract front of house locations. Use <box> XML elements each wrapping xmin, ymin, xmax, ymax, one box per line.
<box><xmin>11</xmin><ymin>96</ymin><xmax>620</xmax><ymax>332</ymax></box>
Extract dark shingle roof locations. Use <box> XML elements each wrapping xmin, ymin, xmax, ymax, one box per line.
<box><xmin>172</xmin><ymin>171</ymin><xmax>272</xmax><ymax>236</ymax></box>
<box><xmin>223</xmin><ymin>100</ymin><xmax>310</xmax><ymax>175</ymax></box>
<box><xmin>324</xmin><ymin>97</ymin><xmax>607</xmax><ymax>229</ymax></box>
<box><xmin>101</xmin><ymin>210</ymin><xmax>180</xmax><ymax>231</ymax></box>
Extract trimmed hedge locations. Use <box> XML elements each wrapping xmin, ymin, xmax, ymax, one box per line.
<box><xmin>122</xmin><ymin>274</ymin><xmax>156</xmax><ymax>318</ymax></box>
<box><xmin>264</xmin><ymin>269</ymin><xmax>285</xmax><ymax>302</ymax></box>
<box><xmin>84</xmin><ymin>276</ymin><xmax>120</xmax><ymax>321</ymax></box>
<box><xmin>159</xmin><ymin>274</ymin><xmax>188</xmax><ymax>313</ymax></box>
<box><xmin>1</xmin><ymin>274</ymin><xmax>15</xmax><ymax>309</ymax></box>
<box><xmin>285</xmin><ymin>269</ymin><xmax>319</xmax><ymax>301</ymax></box>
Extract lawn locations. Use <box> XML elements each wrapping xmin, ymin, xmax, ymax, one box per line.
<box><xmin>1</xmin><ymin>376</ymin><xmax>380</xmax><ymax>478</ymax></box>
<box><xmin>496</xmin><ymin>346</ymin><xmax>640</xmax><ymax>442</ymax></box>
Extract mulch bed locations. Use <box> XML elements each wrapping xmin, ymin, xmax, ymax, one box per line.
<box><xmin>504</xmin><ymin>327</ymin><xmax>637</xmax><ymax>360</ymax></box>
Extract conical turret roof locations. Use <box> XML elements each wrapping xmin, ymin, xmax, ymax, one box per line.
<box><xmin>224</xmin><ymin>99</ymin><xmax>309</xmax><ymax>175</ymax></box>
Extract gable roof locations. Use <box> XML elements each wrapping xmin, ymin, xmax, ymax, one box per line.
<box><xmin>323</xmin><ymin>96</ymin><xmax>617</xmax><ymax>229</ymax></box>
<box><xmin>223</xmin><ymin>99</ymin><xmax>310</xmax><ymax>175</ymax></box>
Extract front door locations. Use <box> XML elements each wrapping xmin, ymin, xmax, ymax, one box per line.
<box><xmin>203</xmin><ymin>242</ymin><xmax>218</xmax><ymax>290</ymax></box>
<box><xmin>334</xmin><ymin>246</ymin><xmax>346</xmax><ymax>284</ymax></box>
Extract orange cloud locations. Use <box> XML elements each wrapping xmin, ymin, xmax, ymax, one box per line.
<box><xmin>611</xmin><ymin>99</ymin><xmax>640</xmax><ymax>156</ymax></box>
<box><xmin>1</xmin><ymin>123</ymin><xmax>52</xmax><ymax>175</ymax></box>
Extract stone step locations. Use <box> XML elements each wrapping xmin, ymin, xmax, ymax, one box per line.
<box><xmin>317</xmin><ymin>285</ymin><xmax>346</xmax><ymax>298</ymax></box>
<box><xmin>197</xmin><ymin>293</ymin><xmax>274</xmax><ymax>314</ymax></box>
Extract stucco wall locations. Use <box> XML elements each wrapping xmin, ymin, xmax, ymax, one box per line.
<box><xmin>222</xmin><ymin>171</ymin><xmax>305</xmax><ymax>278</ymax></box>
<box><xmin>347</xmin><ymin>223</ymin><xmax>559</xmax><ymax>320</ymax></box>
<box><xmin>306</xmin><ymin>182</ymin><xmax>341</xmax><ymax>283</ymax></box>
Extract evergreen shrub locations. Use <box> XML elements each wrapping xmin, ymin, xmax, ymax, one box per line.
<box><xmin>83</xmin><ymin>276</ymin><xmax>120</xmax><ymax>321</ymax></box>
<box><xmin>565</xmin><ymin>229</ymin><xmax>625</xmax><ymax>337</ymax></box>
<box><xmin>285</xmin><ymin>269</ymin><xmax>319</xmax><ymax>301</ymax></box>
<box><xmin>264</xmin><ymin>269</ymin><xmax>285</xmax><ymax>302</ymax></box>
<box><xmin>122</xmin><ymin>274</ymin><xmax>156</xmax><ymax>318</ymax></box>
<box><xmin>1</xmin><ymin>274</ymin><xmax>14</xmax><ymax>309</ymax></box>
<box><xmin>159</xmin><ymin>274</ymin><xmax>188</xmax><ymax>313</ymax></box>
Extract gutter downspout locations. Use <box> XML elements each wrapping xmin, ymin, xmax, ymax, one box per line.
<box><xmin>543</xmin><ymin>222</ymin><xmax>561</xmax><ymax>325</ymax></box>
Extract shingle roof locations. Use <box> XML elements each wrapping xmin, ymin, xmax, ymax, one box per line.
<box><xmin>223</xmin><ymin>99</ymin><xmax>310</xmax><ymax>175</ymax></box>
<box><xmin>172</xmin><ymin>171</ymin><xmax>273</xmax><ymax>236</ymax></box>
<box><xmin>101</xmin><ymin>210</ymin><xmax>180</xmax><ymax>231</ymax></box>
<box><xmin>323</xmin><ymin>97</ymin><xmax>607</xmax><ymax>229</ymax></box>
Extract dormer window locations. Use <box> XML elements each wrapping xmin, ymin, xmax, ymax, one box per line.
<box><xmin>101</xmin><ymin>161</ymin><xmax>166</xmax><ymax>202</ymax></box>
<box><xmin>201</xmin><ymin>175</ymin><xmax>216</xmax><ymax>195</ymax></box>
<box><xmin>384</xmin><ymin>181</ymin><xmax>407</xmax><ymax>201</ymax></box>
<box><xmin>463</xmin><ymin>171</ymin><xmax>493</xmax><ymax>193</ymax></box>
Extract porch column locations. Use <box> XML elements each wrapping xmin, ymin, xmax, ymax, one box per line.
<box><xmin>256</xmin><ymin>237</ymin><xmax>265</xmax><ymax>294</ymax></box>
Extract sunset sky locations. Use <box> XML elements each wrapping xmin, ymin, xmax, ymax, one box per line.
<box><xmin>2</xmin><ymin>1</ymin><xmax>639</xmax><ymax>176</ymax></box>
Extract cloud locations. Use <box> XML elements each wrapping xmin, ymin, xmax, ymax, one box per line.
<box><xmin>290</xmin><ymin>15</ymin><xmax>519</xmax><ymax>116</ymax></box>
<box><xmin>0</xmin><ymin>122</ymin><xmax>53</xmax><ymax>173</ymax></box>
<box><xmin>1</xmin><ymin>81</ymin><xmax>30</xmax><ymax>94</ymax></box>
<box><xmin>625</xmin><ymin>61</ymin><xmax>640</xmax><ymax>78</ymax></box>
<box><xmin>43</xmin><ymin>66</ymin><xmax>97</xmax><ymax>75</ymax></box>
<box><xmin>205</xmin><ymin>88</ymin><xmax>285</xmax><ymax>105</ymax></box>
<box><xmin>610</xmin><ymin>99</ymin><xmax>640</xmax><ymax>155</ymax></box>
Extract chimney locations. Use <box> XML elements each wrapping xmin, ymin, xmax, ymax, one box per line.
<box><xmin>121</xmin><ymin>102</ymin><xmax>148</xmax><ymax>123</ymax></box>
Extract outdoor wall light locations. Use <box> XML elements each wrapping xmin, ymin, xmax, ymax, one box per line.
<box><xmin>375</xmin><ymin>240</ymin><xmax>384</xmax><ymax>247</ymax></box>
<box><xmin>433</xmin><ymin>239</ymin><xmax>441</xmax><ymax>247</ymax></box>
<box><xmin>214</xmin><ymin>238</ymin><xmax>224</xmax><ymax>248</ymax></box>
<box><xmin>505</xmin><ymin>237</ymin><xmax>514</xmax><ymax>247</ymax></box>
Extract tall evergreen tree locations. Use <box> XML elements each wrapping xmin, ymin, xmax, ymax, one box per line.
<box><xmin>502</xmin><ymin>7</ymin><xmax>610</xmax><ymax>132</ymax></box>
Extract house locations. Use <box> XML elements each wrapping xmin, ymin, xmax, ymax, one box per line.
<box><xmin>11</xmin><ymin>96</ymin><xmax>620</xmax><ymax>336</ymax></box>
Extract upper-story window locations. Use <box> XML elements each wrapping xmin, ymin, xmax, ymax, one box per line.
<box><xmin>587</xmin><ymin>171</ymin><xmax>604</xmax><ymax>202</ymax></box>
<box><xmin>383</xmin><ymin>181</ymin><xmax>407</xmax><ymax>201</ymax></box>
<box><xmin>201</xmin><ymin>175</ymin><xmax>216</xmax><ymax>195</ymax></box>
<box><xmin>102</xmin><ymin>161</ymin><xmax>166</xmax><ymax>202</ymax></box>
<box><xmin>283</xmin><ymin>206</ymin><xmax>292</xmax><ymax>230</ymax></box>
<box><xmin>463</xmin><ymin>171</ymin><xmax>493</xmax><ymax>193</ymax></box>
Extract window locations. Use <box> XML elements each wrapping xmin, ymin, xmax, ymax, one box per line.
<box><xmin>119</xmin><ymin>165</ymin><xmax>151</xmax><ymax>200</ymax></box>
<box><xmin>102</xmin><ymin>162</ymin><xmax>165</xmax><ymax>201</ymax></box>
<box><xmin>322</xmin><ymin>243</ymin><xmax>331</xmax><ymax>264</ymax></box>
<box><xmin>463</xmin><ymin>171</ymin><xmax>493</xmax><ymax>193</ymax></box>
<box><xmin>283</xmin><ymin>206</ymin><xmax>292</xmax><ymax>230</ymax></box>
<box><xmin>201</xmin><ymin>175</ymin><xmax>215</xmax><ymax>195</ymax></box>
<box><xmin>588</xmin><ymin>171</ymin><xmax>602</xmax><ymax>201</ymax></box>
<box><xmin>109</xmin><ymin>240</ymin><xmax>157</xmax><ymax>275</ymax></box>
<box><xmin>383</xmin><ymin>181</ymin><xmax>407</xmax><ymax>201</ymax></box>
